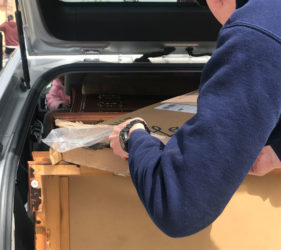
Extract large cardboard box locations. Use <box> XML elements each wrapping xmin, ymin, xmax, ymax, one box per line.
<box><xmin>52</xmin><ymin>92</ymin><xmax>198</xmax><ymax>175</ymax></box>
<box><xmin>30</xmin><ymin>152</ymin><xmax>281</xmax><ymax>250</ymax></box>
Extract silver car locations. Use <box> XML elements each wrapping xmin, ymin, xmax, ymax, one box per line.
<box><xmin>0</xmin><ymin>0</ymin><xmax>219</xmax><ymax>249</ymax></box>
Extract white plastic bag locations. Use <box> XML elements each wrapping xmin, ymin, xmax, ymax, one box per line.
<box><xmin>42</xmin><ymin>125</ymin><xmax>113</xmax><ymax>152</ymax></box>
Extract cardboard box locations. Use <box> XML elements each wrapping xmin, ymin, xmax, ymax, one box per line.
<box><xmin>51</xmin><ymin>91</ymin><xmax>198</xmax><ymax>175</ymax></box>
<box><xmin>162</xmin><ymin>90</ymin><xmax>198</xmax><ymax>105</ymax></box>
<box><xmin>30</xmin><ymin>152</ymin><xmax>281</xmax><ymax>250</ymax></box>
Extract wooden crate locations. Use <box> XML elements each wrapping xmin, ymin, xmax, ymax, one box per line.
<box><xmin>28</xmin><ymin>152</ymin><xmax>113</xmax><ymax>250</ymax></box>
<box><xmin>28</xmin><ymin>151</ymin><xmax>281</xmax><ymax>250</ymax></box>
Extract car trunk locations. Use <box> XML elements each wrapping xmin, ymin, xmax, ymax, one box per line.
<box><xmin>13</xmin><ymin>62</ymin><xmax>281</xmax><ymax>250</ymax></box>
<box><xmin>16</xmin><ymin>65</ymin><xmax>203</xmax><ymax>250</ymax></box>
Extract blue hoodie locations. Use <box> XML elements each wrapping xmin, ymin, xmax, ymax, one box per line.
<box><xmin>128</xmin><ymin>0</ymin><xmax>281</xmax><ymax>238</ymax></box>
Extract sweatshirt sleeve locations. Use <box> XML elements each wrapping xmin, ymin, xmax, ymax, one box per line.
<box><xmin>128</xmin><ymin>25</ymin><xmax>281</xmax><ymax>238</ymax></box>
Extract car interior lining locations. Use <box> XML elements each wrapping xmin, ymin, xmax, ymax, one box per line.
<box><xmin>37</xmin><ymin>0</ymin><xmax>221</xmax><ymax>42</ymax></box>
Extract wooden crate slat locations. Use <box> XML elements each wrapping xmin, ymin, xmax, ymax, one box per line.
<box><xmin>60</xmin><ymin>177</ymin><xmax>70</xmax><ymax>250</ymax></box>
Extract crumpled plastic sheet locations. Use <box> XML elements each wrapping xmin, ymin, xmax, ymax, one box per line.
<box><xmin>42</xmin><ymin>125</ymin><xmax>113</xmax><ymax>152</ymax></box>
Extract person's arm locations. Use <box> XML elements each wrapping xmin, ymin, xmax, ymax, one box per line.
<box><xmin>110</xmin><ymin>26</ymin><xmax>281</xmax><ymax>238</ymax></box>
<box><xmin>0</xmin><ymin>22</ymin><xmax>6</xmax><ymax>32</ymax></box>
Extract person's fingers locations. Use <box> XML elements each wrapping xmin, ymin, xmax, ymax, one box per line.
<box><xmin>109</xmin><ymin>137</ymin><xmax>128</xmax><ymax>159</ymax></box>
<box><xmin>249</xmin><ymin>146</ymin><xmax>281</xmax><ymax>176</ymax></box>
<box><xmin>108</xmin><ymin>117</ymin><xmax>148</xmax><ymax>160</ymax></box>
<box><xmin>108</xmin><ymin>133</ymin><xmax>114</xmax><ymax>140</ymax></box>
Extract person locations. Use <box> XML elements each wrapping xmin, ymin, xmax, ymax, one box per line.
<box><xmin>109</xmin><ymin>0</ymin><xmax>281</xmax><ymax>237</ymax></box>
<box><xmin>46</xmin><ymin>76</ymin><xmax>71</xmax><ymax>110</ymax></box>
<box><xmin>0</xmin><ymin>15</ymin><xmax>19</xmax><ymax>57</ymax></box>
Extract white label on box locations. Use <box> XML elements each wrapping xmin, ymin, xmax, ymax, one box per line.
<box><xmin>155</xmin><ymin>103</ymin><xmax>197</xmax><ymax>114</ymax></box>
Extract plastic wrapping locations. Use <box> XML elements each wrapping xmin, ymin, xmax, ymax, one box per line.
<box><xmin>44</xmin><ymin>123</ymin><xmax>170</xmax><ymax>176</ymax></box>
<box><xmin>42</xmin><ymin>125</ymin><xmax>113</xmax><ymax>152</ymax></box>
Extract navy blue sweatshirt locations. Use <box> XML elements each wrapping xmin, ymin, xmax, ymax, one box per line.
<box><xmin>128</xmin><ymin>0</ymin><xmax>281</xmax><ymax>238</ymax></box>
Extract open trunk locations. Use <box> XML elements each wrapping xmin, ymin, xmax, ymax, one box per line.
<box><xmin>13</xmin><ymin>63</ymin><xmax>281</xmax><ymax>250</ymax></box>
<box><xmin>15</xmin><ymin>66</ymin><xmax>202</xmax><ymax>250</ymax></box>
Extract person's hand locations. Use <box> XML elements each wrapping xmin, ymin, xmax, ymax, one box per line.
<box><xmin>249</xmin><ymin>146</ymin><xmax>281</xmax><ymax>176</ymax></box>
<box><xmin>109</xmin><ymin>117</ymin><xmax>146</xmax><ymax>160</ymax></box>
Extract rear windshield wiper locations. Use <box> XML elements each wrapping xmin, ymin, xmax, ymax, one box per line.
<box><xmin>134</xmin><ymin>47</ymin><xmax>175</xmax><ymax>63</ymax></box>
<box><xmin>186</xmin><ymin>47</ymin><xmax>212</xmax><ymax>57</ymax></box>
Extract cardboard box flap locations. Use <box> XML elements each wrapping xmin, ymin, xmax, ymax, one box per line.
<box><xmin>161</xmin><ymin>90</ymin><xmax>198</xmax><ymax>106</ymax></box>
<box><xmin>103</xmin><ymin>102</ymin><xmax>195</xmax><ymax>138</ymax></box>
